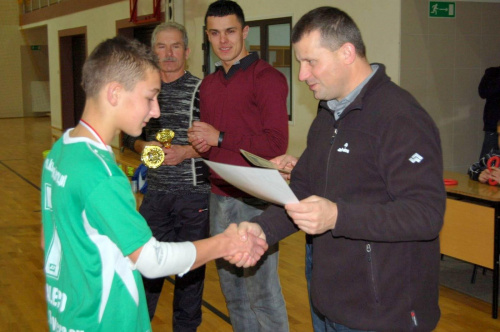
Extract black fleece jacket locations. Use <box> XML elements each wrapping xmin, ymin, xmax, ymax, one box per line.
<box><xmin>253</xmin><ymin>64</ymin><xmax>445</xmax><ymax>331</ymax></box>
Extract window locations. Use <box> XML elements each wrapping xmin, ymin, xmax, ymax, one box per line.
<box><xmin>203</xmin><ymin>17</ymin><xmax>293</xmax><ymax>121</ymax></box>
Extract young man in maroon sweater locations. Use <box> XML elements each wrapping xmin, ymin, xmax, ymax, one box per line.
<box><xmin>188</xmin><ymin>1</ymin><xmax>289</xmax><ymax>331</ymax></box>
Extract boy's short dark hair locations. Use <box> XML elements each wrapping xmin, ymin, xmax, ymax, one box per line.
<box><xmin>204</xmin><ymin>0</ymin><xmax>245</xmax><ymax>28</ymax></box>
<box><xmin>292</xmin><ymin>6</ymin><xmax>366</xmax><ymax>58</ymax></box>
<box><xmin>81</xmin><ymin>36</ymin><xmax>159</xmax><ymax>98</ymax></box>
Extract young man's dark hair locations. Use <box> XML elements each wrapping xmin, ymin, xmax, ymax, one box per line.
<box><xmin>291</xmin><ymin>6</ymin><xmax>366</xmax><ymax>57</ymax></box>
<box><xmin>204</xmin><ymin>0</ymin><xmax>245</xmax><ymax>27</ymax></box>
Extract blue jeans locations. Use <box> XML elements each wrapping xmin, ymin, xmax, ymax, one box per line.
<box><xmin>325</xmin><ymin>318</ymin><xmax>375</xmax><ymax>332</ymax></box>
<box><xmin>306</xmin><ymin>240</ymin><xmax>327</xmax><ymax>332</ymax></box>
<box><xmin>210</xmin><ymin>194</ymin><xmax>289</xmax><ymax>332</ymax></box>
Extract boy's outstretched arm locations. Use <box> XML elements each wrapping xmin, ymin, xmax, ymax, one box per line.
<box><xmin>129</xmin><ymin>223</ymin><xmax>268</xmax><ymax>278</ymax></box>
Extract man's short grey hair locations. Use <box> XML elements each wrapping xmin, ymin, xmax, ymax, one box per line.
<box><xmin>151</xmin><ymin>22</ymin><xmax>189</xmax><ymax>49</ymax></box>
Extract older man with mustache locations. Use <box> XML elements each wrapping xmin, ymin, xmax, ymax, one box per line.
<box><xmin>122</xmin><ymin>22</ymin><xmax>211</xmax><ymax>332</ymax></box>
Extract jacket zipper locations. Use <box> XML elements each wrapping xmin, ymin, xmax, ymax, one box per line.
<box><xmin>330</xmin><ymin>127</ymin><xmax>338</xmax><ymax>145</ymax></box>
<box><xmin>323</xmin><ymin>121</ymin><xmax>340</xmax><ymax>197</ymax></box>
<box><xmin>366</xmin><ymin>243</ymin><xmax>380</xmax><ymax>303</ymax></box>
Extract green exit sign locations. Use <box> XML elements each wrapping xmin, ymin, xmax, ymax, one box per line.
<box><xmin>30</xmin><ymin>45</ymin><xmax>41</xmax><ymax>51</ymax></box>
<box><xmin>429</xmin><ymin>1</ymin><xmax>455</xmax><ymax>18</ymax></box>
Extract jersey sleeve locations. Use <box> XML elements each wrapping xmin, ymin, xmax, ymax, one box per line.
<box><xmin>84</xmin><ymin>175</ymin><xmax>152</xmax><ymax>256</ymax></box>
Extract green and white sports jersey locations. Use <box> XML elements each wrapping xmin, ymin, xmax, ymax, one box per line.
<box><xmin>41</xmin><ymin>130</ymin><xmax>153</xmax><ymax>332</ymax></box>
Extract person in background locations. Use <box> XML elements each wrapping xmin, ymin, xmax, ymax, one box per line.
<box><xmin>41</xmin><ymin>36</ymin><xmax>267</xmax><ymax>332</ymax></box>
<box><xmin>478</xmin><ymin>66</ymin><xmax>500</xmax><ymax>160</ymax></box>
<box><xmin>188</xmin><ymin>1</ymin><xmax>289</xmax><ymax>330</ymax></box>
<box><xmin>122</xmin><ymin>22</ymin><xmax>211</xmax><ymax>331</ymax></box>
<box><xmin>468</xmin><ymin>121</ymin><xmax>500</xmax><ymax>184</ymax></box>
<box><xmin>238</xmin><ymin>6</ymin><xmax>445</xmax><ymax>331</ymax></box>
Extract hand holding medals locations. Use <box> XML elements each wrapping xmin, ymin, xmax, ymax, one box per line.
<box><xmin>141</xmin><ymin>129</ymin><xmax>175</xmax><ymax>168</ymax></box>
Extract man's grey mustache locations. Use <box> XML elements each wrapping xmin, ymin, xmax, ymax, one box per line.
<box><xmin>160</xmin><ymin>57</ymin><xmax>177</xmax><ymax>62</ymax></box>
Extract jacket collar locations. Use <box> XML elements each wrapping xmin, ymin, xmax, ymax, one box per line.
<box><xmin>319</xmin><ymin>63</ymin><xmax>389</xmax><ymax>119</ymax></box>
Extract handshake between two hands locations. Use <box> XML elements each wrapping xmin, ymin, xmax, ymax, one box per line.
<box><xmin>219</xmin><ymin>194</ymin><xmax>340</xmax><ymax>269</ymax></box>
<box><xmin>217</xmin><ymin>195</ymin><xmax>340</xmax><ymax>269</ymax></box>
<box><xmin>221</xmin><ymin>222</ymin><xmax>267</xmax><ymax>268</ymax></box>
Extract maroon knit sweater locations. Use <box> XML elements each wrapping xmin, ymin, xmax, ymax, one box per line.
<box><xmin>200</xmin><ymin>56</ymin><xmax>289</xmax><ymax>197</ymax></box>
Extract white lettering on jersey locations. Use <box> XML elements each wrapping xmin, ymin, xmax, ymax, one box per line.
<box><xmin>48</xmin><ymin>309</ymin><xmax>85</xmax><ymax>332</ymax></box>
<box><xmin>44</xmin><ymin>158</ymin><xmax>68</xmax><ymax>187</ymax></box>
<box><xmin>46</xmin><ymin>284</ymin><xmax>67</xmax><ymax>313</ymax></box>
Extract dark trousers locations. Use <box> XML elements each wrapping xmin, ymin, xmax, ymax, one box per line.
<box><xmin>139</xmin><ymin>191</ymin><xmax>210</xmax><ymax>332</ymax></box>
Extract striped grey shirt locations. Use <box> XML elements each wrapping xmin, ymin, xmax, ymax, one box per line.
<box><xmin>123</xmin><ymin>71</ymin><xmax>210</xmax><ymax>195</ymax></box>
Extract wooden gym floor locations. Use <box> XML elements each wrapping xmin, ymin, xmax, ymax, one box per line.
<box><xmin>1</xmin><ymin>116</ymin><xmax>500</xmax><ymax>331</ymax></box>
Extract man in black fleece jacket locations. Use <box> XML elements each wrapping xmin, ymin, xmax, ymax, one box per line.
<box><xmin>236</xmin><ymin>7</ymin><xmax>446</xmax><ymax>331</ymax></box>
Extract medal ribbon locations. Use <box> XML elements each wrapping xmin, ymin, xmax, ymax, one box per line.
<box><xmin>79</xmin><ymin>119</ymin><xmax>113</xmax><ymax>154</ymax></box>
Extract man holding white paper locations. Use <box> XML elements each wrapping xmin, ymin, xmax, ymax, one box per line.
<box><xmin>237</xmin><ymin>6</ymin><xmax>445</xmax><ymax>332</ymax></box>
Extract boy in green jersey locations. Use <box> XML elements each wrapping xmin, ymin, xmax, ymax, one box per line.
<box><xmin>41</xmin><ymin>36</ymin><xmax>267</xmax><ymax>332</ymax></box>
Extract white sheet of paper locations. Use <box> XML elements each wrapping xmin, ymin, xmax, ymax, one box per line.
<box><xmin>204</xmin><ymin>160</ymin><xmax>298</xmax><ymax>206</ymax></box>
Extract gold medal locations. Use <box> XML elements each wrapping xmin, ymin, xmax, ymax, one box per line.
<box><xmin>141</xmin><ymin>145</ymin><xmax>164</xmax><ymax>168</ymax></box>
<box><xmin>141</xmin><ymin>129</ymin><xmax>175</xmax><ymax>168</ymax></box>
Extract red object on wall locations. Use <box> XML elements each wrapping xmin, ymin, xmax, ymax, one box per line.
<box><xmin>130</xmin><ymin>0</ymin><xmax>162</xmax><ymax>24</ymax></box>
